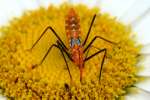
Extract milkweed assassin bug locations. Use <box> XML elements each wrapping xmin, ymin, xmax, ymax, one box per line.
<box><xmin>28</xmin><ymin>8</ymin><xmax>116</xmax><ymax>83</ymax></box>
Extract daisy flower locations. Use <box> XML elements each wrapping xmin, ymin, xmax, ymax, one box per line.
<box><xmin>0</xmin><ymin>0</ymin><xmax>150</xmax><ymax>100</ymax></box>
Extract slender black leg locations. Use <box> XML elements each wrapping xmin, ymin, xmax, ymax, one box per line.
<box><xmin>38</xmin><ymin>43</ymin><xmax>72</xmax><ymax>81</ymax></box>
<box><xmin>82</xmin><ymin>14</ymin><xmax>96</xmax><ymax>46</ymax></box>
<box><xmin>30</xmin><ymin>26</ymin><xmax>68</xmax><ymax>50</ymax></box>
<box><xmin>39</xmin><ymin>44</ymin><xmax>57</xmax><ymax>65</ymax></box>
<box><xmin>85</xmin><ymin>47</ymin><xmax>91</xmax><ymax>59</ymax></box>
<box><xmin>58</xmin><ymin>46</ymin><xmax>73</xmax><ymax>81</ymax></box>
<box><xmin>84</xmin><ymin>36</ymin><xmax>117</xmax><ymax>53</ymax></box>
<box><xmin>84</xmin><ymin>48</ymin><xmax>107</xmax><ymax>82</ymax></box>
<box><xmin>56</xmin><ymin>40</ymin><xmax>73</xmax><ymax>61</ymax></box>
<box><xmin>25</xmin><ymin>82</ymin><xmax>42</xmax><ymax>99</ymax></box>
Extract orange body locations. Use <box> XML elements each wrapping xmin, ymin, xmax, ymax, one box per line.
<box><xmin>65</xmin><ymin>8</ymin><xmax>84</xmax><ymax>81</ymax></box>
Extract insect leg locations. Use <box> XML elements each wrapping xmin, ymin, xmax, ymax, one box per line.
<box><xmin>57</xmin><ymin>44</ymin><xmax>73</xmax><ymax>81</ymax></box>
<box><xmin>84</xmin><ymin>48</ymin><xmax>107</xmax><ymax>82</ymax></box>
<box><xmin>84</xmin><ymin>36</ymin><xmax>117</xmax><ymax>53</ymax></box>
<box><xmin>29</xmin><ymin>26</ymin><xmax>68</xmax><ymax>50</ymax></box>
<box><xmin>25</xmin><ymin>82</ymin><xmax>42</xmax><ymax>99</ymax></box>
<box><xmin>38</xmin><ymin>43</ymin><xmax>72</xmax><ymax>81</ymax></box>
<box><xmin>85</xmin><ymin>47</ymin><xmax>91</xmax><ymax>59</ymax></box>
<box><xmin>82</xmin><ymin>14</ymin><xmax>96</xmax><ymax>46</ymax></box>
<box><xmin>56</xmin><ymin>40</ymin><xmax>73</xmax><ymax>61</ymax></box>
<box><xmin>39</xmin><ymin>44</ymin><xmax>57</xmax><ymax>65</ymax></box>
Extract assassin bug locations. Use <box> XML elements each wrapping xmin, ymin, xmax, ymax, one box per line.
<box><xmin>29</xmin><ymin>8</ymin><xmax>116</xmax><ymax>83</ymax></box>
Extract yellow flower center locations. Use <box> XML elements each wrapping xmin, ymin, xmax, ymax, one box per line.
<box><xmin>0</xmin><ymin>3</ymin><xmax>141</xmax><ymax>100</ymax></box>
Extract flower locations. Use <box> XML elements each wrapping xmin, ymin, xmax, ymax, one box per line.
<box><xmin>0</xmin><ymin>0</ymin><xmax>150</xmax><ymax>100</ymax></box>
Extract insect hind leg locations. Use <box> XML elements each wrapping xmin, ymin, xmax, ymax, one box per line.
<box><xmin>84</xmin><ymin>46</ymin><xmax>107</xmax><ymax>83</ymax></box>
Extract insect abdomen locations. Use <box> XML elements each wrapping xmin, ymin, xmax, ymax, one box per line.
<box><xmin>65</xmin><ymin>8</ymin><xmax>81</xmax><ymax>44</ymax></box>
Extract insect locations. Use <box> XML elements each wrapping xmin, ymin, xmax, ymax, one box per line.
<box><xmin>29</xmin><ymin>8</ymin><xmax>116</xmax><ymax>83</ymax></box>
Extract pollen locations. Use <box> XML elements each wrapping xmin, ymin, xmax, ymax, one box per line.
<box><xmin>0</xmin><ymin>3</ymin><xmax>142</xmax><ymax>99</ymax></box>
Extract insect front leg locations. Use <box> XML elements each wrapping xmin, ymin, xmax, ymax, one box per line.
<box><xmin>82</xmin><ymin>14</ymin><xmax>117</xmax><ymax>51</ymax></box>
<box><xmin>82</xmin><ymin>14</ymin><xmax>96</xmax><ymax>46</ymax></box>
<box><xmin>29</xmin><ymin>26</ymin><xmax>68</xmax><ymax>51</ymax></box>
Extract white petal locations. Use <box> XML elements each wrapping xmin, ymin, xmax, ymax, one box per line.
<box><xmin>38</xmin><ymin>0</ymin><xmax>66</xmax><ymax>7</ymax></box>
<box><xmin>0</xmin><ymin>0</ymin><xmax>39</xmax><ymax>26</ymax></box>
<box><xmin>0</xmin><ymin>0</ymin><xmax>22</xmax><ymax>26</ymax></box>
<box><xmin>125</xmin><ymin>87</ymin><xmax>150</xmax><ymax>100</ymax></box>
<box><xmin>0</xmin><ymin>96</ymin><xmax>6</xmax><ymax>100</ymax></box>
<box><xmin>138</xmin><ymin>55</ymin><xmax>150</xmax><ymax>76</ymax></box>
<box><xmin>119</xmin><ymin>0</ymin><xmax>150</xmax><ymax>25</ymax></box>
<box><xmin>89</xmin><ymin>0</ymin><xmax>150</xmax><ymax>45</ymax></box>
<box><xmin>18</xmin><ymin>0</ymin><xmax>39</xmax><ymax>10</ymax></box>
<box><xmin>135</xmin><ymin>77</ymin><xmax>150</xmax><ymax>93</ymax></box>
<box><xmin>141</xmin><ymin>44</ymin><xmax>150</xmax><ymax>54</ymax></box>
<box><xmin>69</xmin><ymin>0</ymin><xmax>97</xmax><ymax>8</ymax></box>
<box><xmin>132</xmin><ymin>13</ymin><xmax>150</xmax><ymax>45</ymax></box>
<box><xmin>100</xmin><ymin>0</ymin><xmax>136</xmax><ymax>17</ymax></box>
